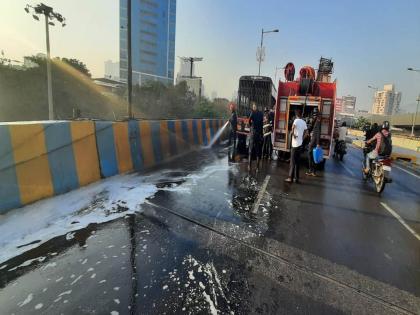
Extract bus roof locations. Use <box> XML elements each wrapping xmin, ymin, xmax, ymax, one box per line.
<box><xmin>239</xmin><ymin>75</ymin><xmax>272</xmax><ymax>82</ymax></box>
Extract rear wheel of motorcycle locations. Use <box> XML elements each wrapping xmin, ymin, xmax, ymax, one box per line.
<box><xmin>339</xmin><ymin>153</ymin><xmax>344</xmax><ymax>161</ymax></box>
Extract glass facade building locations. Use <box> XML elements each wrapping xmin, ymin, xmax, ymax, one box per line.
<box><xmin>120</xmin><ymin>0</ymin><xmax>176</xmax><ymax>86</ymax></box>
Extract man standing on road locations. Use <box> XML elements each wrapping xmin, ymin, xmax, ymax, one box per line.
<box><xmin>262</xmin><ymin>108</ymin><xmax>273</xmax><ymax>159</ymax></box>
<box><xmin>306</xmin><ymin>110</ymin><xmax>321</xmax><ymax>177</ymax></box>
<box><xmin>248</xmin><ymin>102</ymin><xmax>264</xmax><ymax>171</ymax></box>
<box><xmin>228</xmin><ymin>102</ymin><xmax>237</xmax><ymax>148</ymax></box>
<box><xmin>285</xmin><ymin>109</ymin><xmax>307</xmax><ymax>183</ymax></box>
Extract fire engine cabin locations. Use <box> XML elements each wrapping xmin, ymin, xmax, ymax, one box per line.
<box><xmin>273</xmin><ymin>59</ymin><xmax>336</xmax><ymax>159</ymax></box>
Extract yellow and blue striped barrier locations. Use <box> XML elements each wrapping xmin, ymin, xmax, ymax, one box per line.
<box><xmin>0</xmin><ymin>125</ymin><xmax>21</xmax><ymax>211</ymax></box>
<box><xmin>0</xmin><ymin>119</ymin><xmax>226</xmax><ymax>214</ymax></box>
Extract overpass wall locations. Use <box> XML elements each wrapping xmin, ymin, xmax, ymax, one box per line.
<box><xmin>0</xmin><ymin>119</ymin><xmax>224</xmax><ymax>214</ymax></box>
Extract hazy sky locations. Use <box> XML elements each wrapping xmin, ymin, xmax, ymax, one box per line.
<box><xmin>1</xmin><ymin>0</ymin><xmax>420</xmax><ymax>112</ymax></box>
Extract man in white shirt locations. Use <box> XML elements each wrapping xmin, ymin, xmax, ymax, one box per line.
<box><xmin>338</xmin><ymin>121</ymin><xmax>347</xmax><ymax>141</ymax></box>
<box><xmin>285</xmin><ymin>109</ymin><xmax>308</xmax><ymax>183</ymax></box>
<box><xmin>334</xmin><ymin>121</ymin><xmax>348</xmax><ymax>156</ymax></box>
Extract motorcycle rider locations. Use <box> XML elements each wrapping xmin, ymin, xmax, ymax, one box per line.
<box><xmin>334</xmin><ymin>121</ymin><xmax>347</xmax><ymax>155</ymax></box>
<box><xmin>365</xmin><ymin>123</ymin><xmax>379</xmax><ymax>141</ymax></box>
<box><xmin>363</xmin><ymin>121</ymin><xmax>391</xmax><ymax>174</ymax></box>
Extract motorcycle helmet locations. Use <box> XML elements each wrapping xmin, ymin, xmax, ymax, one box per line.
<box><xmin>381</xmin><ymin>121</ymin><xmax>390</xmax><ymax>131</ymax></box>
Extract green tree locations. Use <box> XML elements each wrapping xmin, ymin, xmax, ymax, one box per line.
<box><xmin>132</xmin><ymin>80</ymin><xmax>198</xmax><ymax>119</ymax></box>
<box><xmin>194</xmin><ymin>97</ymin><xmax>228</xmax><ymax>118</ymax></box>
<box><xmin>353</xmin><ymin>116</ymin><xmax>370</xmax><ymax>130</ymax></box>
<box><xmin>61</xmin><ymin>58</ymin><xmax>91</xmax><ymax>77</ymax></box>
<box><xmin>0</xmin><ymin>55</ymin><xmax>125</xmax><ymax>121</ymax></box>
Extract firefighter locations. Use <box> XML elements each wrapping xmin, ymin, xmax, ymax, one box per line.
<box><xmin>228</xmin><ymin>102</ymin><xmax>237</xmax><ymax>148</ymax></box>
<box><xmin>262</xmin><ymin>107</ymin><xmax>273</xmax><ymax>159</ymax></box>
<box><xmin>306</xmin><ymin>110</ymin><xmax>321</xmax><ymax>176</ymax></box>
<box><xmin>248</xmin><ymin>102</ymin><xmax>264</xmax><ymax>171</ymax></box>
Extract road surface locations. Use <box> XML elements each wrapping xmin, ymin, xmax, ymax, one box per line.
<box><xmin>0</xmin><ymin>145</ymin><xmax>419</xmax><ymax>314</ymax></box>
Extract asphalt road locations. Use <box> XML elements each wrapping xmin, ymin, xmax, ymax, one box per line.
<box><xmin>0</xmin><ymin>144</ymin><xmax>419</xmax><ymax>314</ymax></box>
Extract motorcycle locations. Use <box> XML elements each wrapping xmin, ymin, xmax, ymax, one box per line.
<box><xmin>334</xmin><ymin>140</ymin><xmax>347</xmax><ymax>161</ymax></box>
<box><xmin>362</xmin><ymin>144</ymin><xmax>392</xmax><ymax>193</ymax></box>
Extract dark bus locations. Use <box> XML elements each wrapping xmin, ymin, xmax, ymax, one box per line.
<box><xmin>236</xmin><ymin>75</ymin><xmax>277</xmax><ymax>135</ymax></box>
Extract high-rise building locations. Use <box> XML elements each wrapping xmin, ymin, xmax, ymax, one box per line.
<box><xmin>371</xmin><ymin>84</ymin><xmax>402</xmax><ymax>115</ymax></box>
<box><xmin>342</xmin><ymin>95</ymin><xmax>356</xmax><ymax>115</ymax></box>
<box><xmin>119</xmin><ymin>0</ymin><xmax>176</xmax><ymax>86</ymax></box>
<box><xmin>104</xmin><ymin>60</ymin><xmax>120</xmax><ymax>81</ymax></box>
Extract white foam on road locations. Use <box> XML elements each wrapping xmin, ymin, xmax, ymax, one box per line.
<box><xmin>149</xmin><ymin>164</ymin><xmax>237</xmax><ymax>195</ymax></box>
<box><xmin>34</xmin><ymin>303</ymin><xmax>43</xmax><ymax>310</ymax></box>
<box><xmin>0</xmin><ymin>173</ymin><xmax>158</xmax><ymax>264</ymax></box>
<box><xmin>17</xmin><ymin>293</ymin><xmax>33</xmax><ymax>307</ymax></box>
<box><xmin>8</xmin><ymin>256</ymin><xmax>46</xmax><ymax>272</ymax></box>
<box><xmin>0</xmin><ymin>161</ymin><xmax>236</xmax><ymax>265</ymax></box>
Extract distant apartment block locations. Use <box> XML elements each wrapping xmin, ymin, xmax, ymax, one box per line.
<box><xmin>104</xmin><ymin>60</ymin><xmax>120</xmax><ymax>81</ymax></box>
<box><xmin>176</xmin><ymin>58</ymin><xmax>203</xmax><ymax>98</ymax></box>
<box><xmin>371</xmin><ymin>84</ymin><xmax>402</xmax><ymax>115</ymax></box>
<box><xmin>342</xmin><ymin>95</ymin><xmax>356</xmax><ymax>115</ymax></box>
<box><xmin>335</xmin><ymin>97</ymin><xmax>343</xmax><ymax>113</ymax></box>
<box><xmin>120</xmin><ymin>0</ymin><xmax>176</xmax><ymax>86</ymax></box>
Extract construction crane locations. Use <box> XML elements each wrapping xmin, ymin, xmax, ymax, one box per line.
<box><xmin>179</xmin><ymin>57</ymin><xmax>203</xmax><ymax>78</ymax></box>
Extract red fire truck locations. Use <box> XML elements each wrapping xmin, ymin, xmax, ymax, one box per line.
<box><xmin>273</xmin><ymin>58</ymin><xmax>337</xmax><ymax>161</ymax></box>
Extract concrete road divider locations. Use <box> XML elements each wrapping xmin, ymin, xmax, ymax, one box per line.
<box><xmin>0</xmin><ymin>119</ymin><xmax>225</xmax><ymax>214</ymax></box>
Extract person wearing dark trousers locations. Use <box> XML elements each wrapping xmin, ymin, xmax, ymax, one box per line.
<box><xmin>285</xmin><ymin>109</ymin><xmax>307</xmax><ymax>183</ymax></box>
<box><xmin>288</xmin><ymin>146</ymin><xmax>302</xmax><ymax>181</ymax></box>
<box><xmin>228</xmin><ymin>102</ymin><xmax>237</xmax><ymax>148</ymax></box>
<box><xmin>248</xmin><ymin>103</ymin><xmax>264</xmax><ymax>171</ymax></box>
<box><xmin>306</xmin><ymin>111</ymin><xmax>321</xmax><ymax>177</ymax></box>
<box><xmin>262</xmin><ymin>109</ymin><xmax>273</xmax><ymax>159</ymax></box>
<box><xmin>268</xmin><ymin>106</ymin><xmax>275</xmax><ymax>157</ymax></box>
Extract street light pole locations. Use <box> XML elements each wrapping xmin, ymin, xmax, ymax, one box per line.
<box><xmin>44</xmin><ymin>13</ymin><xmax>53</xmax><ymax>120</ymax></box>
<box><xmin>407</xmin><ymin>68</ymin><xmax>420</xmax><ymax>137</ymax></box>
<box><xmin>25</xmin><ymin>3</ymin><xmax>66</xmax><ymax>120</ymax></box>
<box><xmin>127</xmin><ymin>0</ymin><xmax>133</xmax><ymax>119</ymax></box>
<box><xmin>258</xmin><ymin>29</ymin><xmax>263</xmax><ymax>76</ymax></box>
<box><xmin>411</xmin><ymin>96</ymin><xmax>420</xmax><ymax>137</ymax></box>
<box><xmin>257</xmin><ymin>28</ymin><xmax>278</xmax><ymax>76</ymax></box>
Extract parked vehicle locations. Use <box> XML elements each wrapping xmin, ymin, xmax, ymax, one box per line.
<box><xmin>235</xmin><ymin>75</ymin><xmax>277</xmax><ymax>152</ymax></box>
<box><xmin>272</xmin><ymin>58</ymin><xmax>336</xmax><ymax>164</ymax></box>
